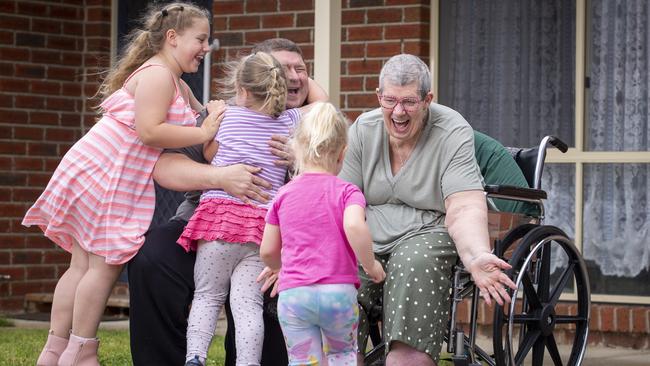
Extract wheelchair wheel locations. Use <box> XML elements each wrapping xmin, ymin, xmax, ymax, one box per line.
<box><xmin>493</xmin><ymin>225</ymin><xmax>590</xmax><ymax>366</ymax></box>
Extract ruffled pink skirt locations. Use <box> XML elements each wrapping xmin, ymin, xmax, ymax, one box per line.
<box><xmin>177</xmin><ymin>198</ymin><xmax>266</xmax><ymax>251</ymax></box>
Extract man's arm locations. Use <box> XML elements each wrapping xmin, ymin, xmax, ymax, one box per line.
<box><xmin>153</xmin><ymin>152</ymin><xmax>271</xmax><ymax>204</ymax></box>
<box><xmin>445</xmin><ymin>190</ymin><xmax>516</xmax><ymax>306</ymax></box>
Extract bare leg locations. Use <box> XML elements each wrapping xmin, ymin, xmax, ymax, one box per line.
<box><xmin>49</xmin><ymin>242</ymin><xmax>89</xmax><ymax>338</ymax></box>
<box><xmin>71</xmin><ymin>252</ymin><xmax>123</xmax><ymax>338</ymax></box>
<box><xmin>386</xmin><ymin>341</ymin><xmax>435</xmax><ymax>366</ymax></box>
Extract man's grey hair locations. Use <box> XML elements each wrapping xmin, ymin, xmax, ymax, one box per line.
<box><xmin>378</xmin><ymin>54</ymin><xmax>431</xmax><ymax>99</ymax></box>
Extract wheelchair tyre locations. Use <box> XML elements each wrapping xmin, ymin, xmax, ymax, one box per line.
<box><xmin>493</xmin><ymin>225</ymin><xmax>590</xmax><ymax>366</ymax></box>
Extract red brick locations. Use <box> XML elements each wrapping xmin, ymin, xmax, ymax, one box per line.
<box><xmin>347</xmin><ymin>26</ymin><xmax>383</xmax><ymax>41</ymax></box>
<box><xmin>45</xmin><ymin>127</ymin><xmax>77</xmax><ymax>142</ymax></box>
<box><xmin>0</xmin><ymin>203</ymin><xmax>29</xmax><ymax>217</ymax></box>
<box><xmin>0</xmin><ymin>30</ymin><xmax>14</xmax><ymax>45</ymax></box>
<box><xmin>26</xmin><ymin>266</ymin><xmax>55</xmax><ymax>280</ymax></box>
<box><xmin>11</xmin><ymin>281</ymin><xmax>48</xmax><ymax>296</ymax></box>
<box><xmin>296</xmin><ymin>13</ymin><xmax>314</xmax><ymax>27</ymax></box>
<box><xmin>26</xmin><ymin>235</ymin><xmax>56</xmax><ymax>249</ymax></box>
<box><xmin>16</xmin><ymin>95</ymin><xmax>45</xmax><ymax>109</ymax></box>
<box><xmin>32</xmin><ymin>19</ymin><xmax>62</xmax><ymax>34</ymax></box>
<box><xmin>14</xmin><ymin>126</ymin><xmax>44</xmax><ymax>141</ymax></box>
<box><xmin>404</xmin><ymin>6</ymin><xmax>428</xmax><ymax>22</ymax></box>
<box><xmin>345</xmin><ymin>110</ymin><xmax>362</xmax><ymax>122</ymax></box>
<box><xmin>0</xmin><ymin>46</ymin><xmax>30</xmax><ymax>62</ymax></box>
<box><xmin>0</xmin><ymin>142</ymin><xmax>26</xmax><ymax>155</ymax></box>
<box><xmin>385</xmin><ymin>24</ymin><xmax>427</xmax><ymax>39</ymax></box>
<box><xmin>0</xmin><ymin>156</ymin><xmax>10</xmax><ymax>169</ymax></box>
<box><xmin>213</xmin><ymin>17</ymin><xmax>227</xmax><ymax>31</ymax></box>
<box><xmin>0</xmin><ymin>251</ymin><xmax>9</xmax><ymax>265</ymax></box>
<box><xmin>47</xmin><ymin>35</ymin><xmax>80</xmax><ymax>51</ymax></box>
<box><xmin>386</xmin><ymin>0</ymin><xmax>428</xmax><ymax>5</ymax></box>
<box><xmin>600</xmin><ymin>305</ymin><xmax>615</xmax><ymax>332</ymax></box>
<box><xmin>341</xmin><ymin>76</ymin><xmax>364</xmax><ymax>91</ymax></box>
<box><xmin>342</xmin><ymin>10</ymin><xmax>365</xmax><ymax>26</ymax></box>
<box><xmin>43</xmin><ymin>250</ymin><xmax>70</xmax><ymax>264</ymax></box>
<box><xmin>31</xmin><ymin>50</ymin><xmax>61</xmax><ymax>64</ymax></box>
<box><xmin>403</xmin><ymin>40</ymin><xmax>428</xmax><ymax>56</ymax></box>
<box><xmin>31</xmin><ymin>80</ymin><xmax>62</xmax><ymax>95</ymax></box>
<box><xmin>0</xmin><ymin>267</ymin><xmax>25</xmax><ymax>281</ymax></box>
<box><xmin>17</xmin><ymin>2</ymin><xmax>47</xmax><ymax>17</ymax></box>
<box><xmin>216</xmin><ymin>32</ymin><xmax>244</xmax><ymax>47</ymax></box>
<box><xmin>13</xmin><ymin>187</ymin><xmax>43</xmax><ymax>201</ymax></box>
<box><xmin>279</xmin><ymin>29</ymin><xmax>311</xmax><ymax>43</ymax></box>
<box><xmin>245</xmin><ymin>30</ymin><xmax>278</xmax><ymax>45</ymax></box>
<box><xmin>0</xmin><ymin>78</ymin><xmax>29</xmax><ymax>93</ymax></box>
<box><xmin>349</xmin><ymin>0</ymin><xmax>384</xmax><ymax>8</ymax></box>
<box><xmin>62</xmin><ymin>22</ymin><xmax>83</xmax><ymax>36</ymax></box>
<box><xmin>14</xmin><ymin>156</ymin><xmax>43</xmax><ymax>172</ymax></box>
<box><xmin>86</xmin><ymin>37</ymin><xmax>110</xmax><ymax>52</ymax></box>
<box><xmin>347</xmin><ymin>93</ymin><xmax>377</xmax><ymax>108</ymax></box>
<box><xmin>589</xmin><ymin>305</ymin><xmax>600</xmax><ymax>330</ymax></box>
<box><xmin>616</xmin><ymin>306</ymin><xmax>631</xmax><ymax>332</ymax></box>
<box><xmin>347</xmin><ymin>59</ymin><xmax>382</xmax><ymax>75</ymax></box>
<box><xmin>0</xmin><ymin>15</ymin><xmax>30</xmax><ymax>32</ymax></box>
<box><xmin>46</xmin><ymin>97</ymin><xmax>76</xmax><ymax>112</ymax></box>
<box><xmin>15</xmin><ymin>64</ymin><xmax>46</xmax><ymax>78</ymax></box>
<box><xmin>49</xmin><ymin>4</ymin><xmax>80</xmax><ymax>18</ymax></box>
<box><xmin>214</xmin><ymin>1</ymin><xmax>245</xmax><ymax>15</ymax></box>
<box><xmin>246</xmin><ymin>0</ymin><xmax>278</xmax><ymax>13</ymax></box>
<box><xmin>230</xmin><ymin>15</ymin><xmax>260</xmax><ymax>30</ymax></box>
<box><xmin>86</xmin><ymin>7</ymin><xmax>110</xmax><ymax>22</ymax></box>
<box><xmin>632</xmin><ymin>307</ymin><xmax>649</xmax><ymax>333</ymax></box>
<box><xmin>365</xmin><ymin>76</ymin><xmax>379</xmax><ymax>90</ymax></box>
<box><xmin>367</xmin><ymin>8</ymin><xmax>402</xmax><ymax>23</ymax></box>
<box><xmin>27</xmin><ymin>142</ymin><xmax>59</xmax><ymax>157</ymax></box>
<box><xmin>341</xmin><ymin>43</ymin><xmax>365</xmax><ymax>58</ymax></box>
<box><xmin>0</xmin><ymin>1</ymin><xmax>16</xmax><ymax>13</ymax></box>
<box><xmin>262</xmin><ymin>14</ymin><xmax>294</xmax><ymax>28</ymax></box>
<box><xmin>279</xmin><ymin>0</ymin><xmax>313</xmax><ymax>11</ymax></box>
<box><xmin>0</xmin><ymin>298</ymin><xmax>23</xmax><ymax>312</ymax></box>
<box><xmin>367</xmin><ymin>42</ymin><xmax>402</xmax><ymax>58</ymax></box>
<box><xmin>61</xmin><ymin>82</ymin><xmax>82</xmax><ymax>97</ymax></box>
<box><xmin>30</xmin><ymin>111</ymin><xmax>60</xmax><ymax>126</ymax></box>
<box><xmin>15</xmin><ymin>32</ymin><xmax>45</xmax><ymax>48</ymax></box>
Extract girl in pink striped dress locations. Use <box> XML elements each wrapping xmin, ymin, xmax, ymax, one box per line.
<box><xmin>22</xmin><ymin>3</ymin><xmax>224</xmax><ymax>365</ymax></box>
<box><xmin>177</xmin><ymin>52</ymin><xmax>327</xmax><ymax>366</ymax></box>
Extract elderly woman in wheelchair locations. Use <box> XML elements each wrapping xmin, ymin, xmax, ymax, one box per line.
<box><xmin>339</xmin><ymin>54</ymin><xmax>518</xmax><ymax>366</ymax></box>
<box><xmin>340</xmin><ymin>54</ymin><xmax>590</xmax><ymax>366</ymax></box>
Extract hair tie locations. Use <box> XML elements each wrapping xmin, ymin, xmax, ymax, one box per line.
<box><xmin>161</xmin><ymin>9</ymin><xmax>168</xmax><ymax>17</ymax></box>
<box><xmin>179</xmin><ymin>6</ymin><xmax>184</xmax><ymax>11</ymax></box>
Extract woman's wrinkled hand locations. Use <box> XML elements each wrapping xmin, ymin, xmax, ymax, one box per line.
<box><xmin>467</xmin><ymin>252</ymin><xmax>517</xmax><ymax>306</ymax></box>
<box><xmin>268</xmin><ymin>134</ymin><xmax>295</xmax><ymax>168</ymax></box>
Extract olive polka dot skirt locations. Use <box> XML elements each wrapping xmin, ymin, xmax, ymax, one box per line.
<box><xmin>357</xmin><ymin>231</ymin><xmax>457</xmax><ymax>361</ymax></box>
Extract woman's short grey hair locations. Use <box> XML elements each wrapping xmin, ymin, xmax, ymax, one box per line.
<box><xmin>378</xmin><ymin>54</ymin><xmax>431</xmax><ymax>99</ymax></box>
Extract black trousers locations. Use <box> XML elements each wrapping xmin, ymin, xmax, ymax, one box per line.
<box><xmin>128</xmin><ymin>219</ymin><xmax>288</xmax><ymax>366</ymax></box>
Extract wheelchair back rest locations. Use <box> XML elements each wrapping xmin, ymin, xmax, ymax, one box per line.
<box><xmin>505</xmin><ymin>147</ymin><xmax>539</xmax><ymax>189</ymax></box>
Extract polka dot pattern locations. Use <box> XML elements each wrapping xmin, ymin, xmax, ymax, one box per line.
<box><xmin>357</xmin><ymin>232</ymin><xmax>457</xmax><ymax>361</ymax></box>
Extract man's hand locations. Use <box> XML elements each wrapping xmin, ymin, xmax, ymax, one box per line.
<box><xmin>219</xmin><ymin>164</ymin><xmax>272</xmax><ymax>205</ymax></box>
<box><xmin>467</xmin><ymin>252</ymin><xmax>517</xmax><ymax>306</ymax></box>
<box><xmin>256</xmin><ymin>266</ymin><xmax>280</xmax><ymax>297</ymax></box>
<box><xmin>269</xmin><ymin>134</ymin><xmax>295</xmax><ymax>168</ymax></box>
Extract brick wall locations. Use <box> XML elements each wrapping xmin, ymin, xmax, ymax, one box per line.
<box><xmin>0</xmin><ymin>0</ymin><xmax>111</xmax><ymax>312</ymax></box>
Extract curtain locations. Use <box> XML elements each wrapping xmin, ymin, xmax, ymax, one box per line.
<box><xmin>583</xmin><ymin>0</ymin><xmax>650</xmax><ymax>278</ymax></box>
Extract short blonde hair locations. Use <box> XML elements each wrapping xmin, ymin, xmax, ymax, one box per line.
<box><xmin>291</xmin><ymin>102</ymin><xmax>349</xmax><ymax>174</ymax></box>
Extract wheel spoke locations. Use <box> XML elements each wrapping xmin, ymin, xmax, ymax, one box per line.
<box><xmin>537</xmin><ymin>243</ymin><xmax>552</xmax><ymax>302</ymax></box>
<box><xmin>512</xmin><ymin>313</ymin><xmax>538</xmax><ymax>323</ymax></box>
<box><xmin>522</xmin><ymin>272</ymin><xmax>542</xmax><ymax>309</ymax></box>
<box><xmin>546</xmin><ymin>334</ymin><xmax>564</xmax><ymax>366</ymax></box>
<box><xmin>514</xmin><ymin>329</ymin><xmax>542</xmax><ymax>365</ymax></box>
<box><xmin>532</xmin><ymin>334</ymin><xmax>546</xmax><ymax>366</ymax></box>
<box><xmin>549</xmin><ymin>261</ymin><xmax>575</xmax><ymax>305</ymax></box>
<box><xmin>554</xmin><ymin>315</ymin><xmax>588</xmax><ymax>324</ymax></box>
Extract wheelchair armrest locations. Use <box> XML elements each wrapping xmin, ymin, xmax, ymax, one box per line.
<box><xmin>484</xmin><ymin>184</ymin><xmax>547</xmax><ymax>200</ymax></box>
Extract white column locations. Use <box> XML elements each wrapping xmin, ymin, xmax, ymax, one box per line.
<box><xmin>314</xmin><ymin>0</ymin><xmax>341</xmax><ymax>108</ymax></box>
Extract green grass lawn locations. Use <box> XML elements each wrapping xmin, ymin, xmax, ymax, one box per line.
<box><xmin>0</xmin><ymin>324</ymin><xmax>226</xmax><ymax>366</ymax></box>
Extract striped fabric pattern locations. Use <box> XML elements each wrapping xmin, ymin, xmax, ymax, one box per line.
<box><xmin>22</xmin><ymin>64</ymin><xmax>196</xmax><ymax>264</ymax></box>
<box><xmin>200</xmin><ymin>106</ymin><xmax>301</xmax><ymax>209</ymax></box>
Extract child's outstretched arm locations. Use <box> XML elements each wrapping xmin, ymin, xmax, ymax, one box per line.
<box><xmin>133</xmin><ymin>67</ymin><xmax>222</xmax><ymax>148</ymax></box>
<box><xmin>260</xmin><ymin>223</ymin><xmax>282</xmax><ymax>270</ymax></box>
<box><xmin>343</xmin><ymin>204</ymin><xmax>386</xmax><ymax>283</ymax></box>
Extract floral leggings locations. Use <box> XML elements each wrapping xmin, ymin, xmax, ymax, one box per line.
<box><xmin>278</xmin><ymin>284</ymin><xmax>359</xmax><ymax>366</ymax></box>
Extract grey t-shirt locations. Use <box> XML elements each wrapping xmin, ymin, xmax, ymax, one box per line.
<box><xmin>339</xmin><ymin>103</ymin><xmax>484</xmax><ymax>255</ymax></box>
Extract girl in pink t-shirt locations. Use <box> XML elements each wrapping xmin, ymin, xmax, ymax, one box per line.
<box><xmin>261</xmin><ymin>102</ymin><xmax>385</xmax><ymax>365</ymax></box>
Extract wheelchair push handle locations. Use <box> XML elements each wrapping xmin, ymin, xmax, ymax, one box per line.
<box><xmin>533</xmin><ymin>135</ymin><xmax>568</xmax><ymax>189</ymax></box>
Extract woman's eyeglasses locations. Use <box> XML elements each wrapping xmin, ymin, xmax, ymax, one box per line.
<box><xmin>378</xmin><ymin>95</ymin><xmax>422</xmax><ymax>112</ymax></box>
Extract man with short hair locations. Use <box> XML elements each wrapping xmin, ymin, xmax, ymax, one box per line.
<box><xmin>128</xmin><ymin>38</ymin><xmax>319</xmax><ymax>366</ymax></box>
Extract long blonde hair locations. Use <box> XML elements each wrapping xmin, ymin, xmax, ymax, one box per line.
<box><xmin>291</xmin><ymin>102</ymin><xmax>349</xmax><ymax>174</ymax></box>
<box><xmin>96</xmin><ymin>2</ymin><xmax>210</xmax><ymax>101</ymax></box>
<box><xmin>219</xmin><ymin>52</ymin><xmax>287</xmax><ymax>118</ymax></box>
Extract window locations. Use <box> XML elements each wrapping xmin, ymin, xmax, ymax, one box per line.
<box><xmin>438</xmin><ymin>0</ymin><xmax>650</xmax><ymax>302</ymax></box>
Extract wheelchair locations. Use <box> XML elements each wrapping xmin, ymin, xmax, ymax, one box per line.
<box><xmin>363</xmin><ymin>136</ymin><xmax>591</xmax><ymax>366</ymax></box>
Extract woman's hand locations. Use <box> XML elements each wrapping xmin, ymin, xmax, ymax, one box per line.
<box><xmin>200</xmin><ymin>100</ymin><xmax>226</xmax><ymax>142</ymax></box>
<box><xmin>365</xmin><ymin>260</ymin><xmax>386</xmax><ymax>283</ymax></box>
<box><xmin>256</xmin><ymin>266</ymin><xmax>280</xmax><ymax>297</ymax></box>
<box><xmin>467</xmin><ymin>252</ymin><xmax>517</xmax><ymax>306</ymax></box>
<box><xmin>268</xmin><ymin>134</ymin><xmax>295</xmax><ymax>168</ymax></box>
<box><xmin>218</xmin><ymin>164</ymin><xmax>272</xmax><ymax>205</ymax></box>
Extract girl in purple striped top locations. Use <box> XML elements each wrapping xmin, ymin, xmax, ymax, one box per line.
<box><xmin>177</xmin><ymin>51</ymin><xmax>326</xmax><ymax>366</ymax></box>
